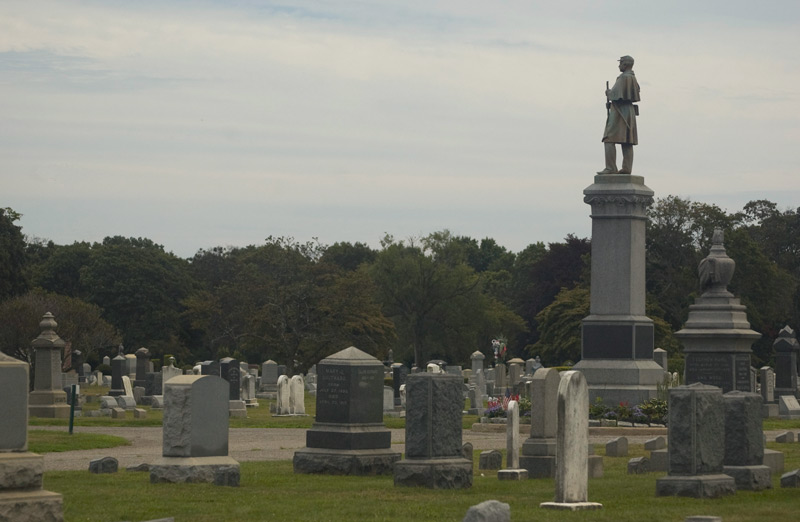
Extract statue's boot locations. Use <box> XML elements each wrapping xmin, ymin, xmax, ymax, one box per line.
<box><xmin>618</xmin><ymin>144</ymin><xmax>634</xmax><ymax>174</ymax></box>
<box><xmin>598</xmin><ymin>143</ymin><xmax>618</xmax><ymax>174</ymax></box>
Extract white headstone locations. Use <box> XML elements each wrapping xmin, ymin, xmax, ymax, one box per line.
<box><xmin>121</xmin><ymin>375</ymin><xmax>134</xmax><ymax>397</ymax></box>
<box><xmin>277</xmin><ymin>375</ymin><xmax>291</xmax><ymax>415</ymax></box>
<box><xmin>289</xmin><ymin>375</ymin><xmax>305</xmax><ymax>415</ymax></box>
<box><xmin>507</xmin><ymin>400</ymin><xmax>520</xmax><ymax>468</ymax></box>
<box><xmin>540</xmin><ymin>371</ymin><xmax>602</xmax><ymax>510</ymax></box>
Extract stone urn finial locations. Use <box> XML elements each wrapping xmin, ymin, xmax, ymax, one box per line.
<box><xmin>32</xmin><ymin>312</ymin><xmax>66</xmax><ymax>349</ymax></box>
<box><xmin>698</xmin><ymin>228</ymin><xmax>735</xmax><ymax>297</ymax></box>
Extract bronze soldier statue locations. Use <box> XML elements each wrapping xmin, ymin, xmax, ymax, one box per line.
<box><xmin>598</xmin><ymin>55</ymin><xmax>640</xmax><ymax>174</ymax></box>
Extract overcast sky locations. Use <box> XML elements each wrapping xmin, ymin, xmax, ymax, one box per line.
<box><xmin>2</xmin><ymin>1</ymin><xmax>798</xmax><ymax>258</ymax></box>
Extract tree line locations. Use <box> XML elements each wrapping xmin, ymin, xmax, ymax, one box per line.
<box><xmin>0</xmin><ymin>197</ymin><xmax>797</xmax><ymax>372</ymax></box>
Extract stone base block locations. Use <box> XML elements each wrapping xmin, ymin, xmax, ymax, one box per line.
<box><xmin>521</xmin><ymin>438</ymin><xmax>556</xmax><ymax>457</ymax></box>
<box><xmin>27</xmin><ymin>403</ymin><xmax>70</xmax><ymax>419</ymax></box>
<box><xmin>571</xmin><ymin>359</ymin><xmax>664</xmax><ymax>406</ymax></box>
<box><xmin>650</xmin><ymin>449</ymin><xmax>668</xmax><ymax>472</ymax></box>
<box><xmin>394</xmin><ymin>458</ymin><xmax>473</xmax><ymax>489</ymax></box>
<box><xmin>540</xmin><ymin>502</ymin><xmax>603</xmax><ymax>511</ymax></box>
<box><xmin>149</xmin><ymin>456</ymin><xmax>240</xmax><ymax>487</ymax></box>
<box><xmin>497</xmin><ymin>469</ymin><xmax>528</xmax><ymax>480</ymax></box>
<box><xmin>519</xmin><ymin>455</ymin><xmax>556</xmax><ymax>478</ymax></box>
<box><xmin>229</xmin><ymin>409</ymin><xmax>247</xmax><ymax>418</ymax></box>
<box><xmin>763</xmin><ymin>449</ymin><xmax>784</xmax><ymax>475</ymax></box>
<box><xmin>293</xmin><ymin>448</ymin><xmax>400</xmax><ymax>475</ymax></box>
<box><xmin>306</xmin><ymin>424</ymin><xmax>392</xmax><ymax>450</ymax></box>
<box><xmin>723</xmin><ymin>465</ymin><xmax>771</xmax><ymax>490</ymax></box>
<box><xmin>655</xmin><ymin>474</ymin><xmax>736</xmax><ymax>498</ymax></box>
<box><xmin>0</xmin><ymin>489</ymin><xmax>63</xmax><ymax>522</ymax></box>
<box><xmin>762</xmin><ymin>403</ymin><xmax>779</xmax><ymax>418</ymax></box>
<box><xmin>589</xmin><ymin>455</ymin><xmax>604</xmax><ymax>478</ymax></box>
<box><xmin>0</xmin><ymin>453</ymin><xmax>44</xmax><ymax>490</ymax></box>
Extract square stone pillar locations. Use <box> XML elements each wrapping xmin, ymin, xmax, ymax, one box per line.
<box><xmin>573</xmin><ymin>175</ymin><xmax>664</xmax><ymax>405</ymax></box>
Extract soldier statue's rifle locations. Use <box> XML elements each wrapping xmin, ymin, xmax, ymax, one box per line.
<box><xmin>605</xmin><ymin>80</ymin><xmax>610</xmax><ymax>115</ymax></box>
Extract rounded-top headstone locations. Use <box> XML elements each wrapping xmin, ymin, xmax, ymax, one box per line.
<box><xmin>471</xmin><ymin>351</ymin><xmax>485</xmax><ymax>360</ymax></box>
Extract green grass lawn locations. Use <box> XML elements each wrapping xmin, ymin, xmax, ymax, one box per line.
<box><xmin>28</xmin><ymin>430</ymin><xmax>130</xmax><ymax>453</ymax></box>
<box><xmin>45</xmin><ymin>441</ymin><xmax>800</xmax><ymax>522</ymax></box>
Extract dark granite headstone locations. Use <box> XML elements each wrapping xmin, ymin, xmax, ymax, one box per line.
<box><xmin>200</xmin><ymin>360</ymin><xmax>220</xmax><ymax>377</ymax></box>
<box><xmin>391</xmin><ymin>363</ymin><xmax>408</xmax><ymax>406</ymax></box>
<box><xmin>145</xmin><ymin>372</ymin><xmax>162</xmax><ymax>397</ymax></box>
<box><xmin>293</xmin><ymin>346</ymin><xmax>400</xmax><ymax>475</ymax></box>
<box><xmin>109</xmin><ymin>354</ymin><xmax>126</xmax><ymax>397</ymax></box>
<box><xmin>220</xmin><ymin>358</ymin><xmax>241</xmax><ymax>401</ymax></box>
<box><xmin>135</xmin><ymin>347</ymin><xmax>150</xmax><ymax>389</ymax></box>
<box><xmin>89</xmin><ymin>456</ymin><xmax>119</xmax><ymax>474</ymax></box>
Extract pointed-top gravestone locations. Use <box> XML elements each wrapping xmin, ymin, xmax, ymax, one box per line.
<box><xmin>29</xmin><ymin>313</ymin><xmax>70</xmax><ymax>418</ymax></box>
<box><xmin>294</xmin><ymin>346</ymin><xmax>400</xmax><ymax>475</ymax></box>
<box><xmin>774</xmin><ymin>326</ymin><xmax>799</xmax><ymax>399</ymax></box>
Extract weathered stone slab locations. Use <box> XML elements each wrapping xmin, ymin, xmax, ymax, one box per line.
<box><xmin>149</xmin><ymin>456</ymin><xmax>240</xmax><ymax>486</ymax></box>
<box><xmin>644</xmin><ymin>436</ymin><xmax>666</xmax><ymax>451</ymax></box>
<box><xmin>605</xmin><ymin>436</ymin><xmax>628</xmax><ymax>457</ymax></box>
<box><xmin>461</xmin><ymin>442</ymin><xmax>473</xmax><ymax>462</ymax></box>
<box><xmin>162</xmin><ymin>375</ymin><xmax>229</xmax><ymax>458</ymax></box>
<box><xmin>0</xmin><ymin>352</ymin><xmax>28</xmax><ymax>451</ymax></box>
<box><xmin>775</xmin><ymin>431</ymin><xmax>795</xmax><ymax>443</ymax></box>
<box><xmin>88</xmin><ymin>457</ymin><xmax>118</xmax><ymax>474</ymax></box>
<box><xmin>540</xmin><ymin>371</ymin><xmax>602</xmax><ymax>510</ymax></box>
<box><xmin>479</xmin><ymin>450</ymin><xmax>502</xmax><ymax>470</ymax></box>
<box><xmin>628</xmin><ymin>457</ymin><xmax>649</xmax><ymax>474</ymax></box>
<box><xmin>463</xmin><ymin>500</ymin><xmax>510</xmax><ymax>522</ymax></box>
<box><xmin>780</xmin><ymin>468</ymin><xmax>800</xmax><ymax>487</ymax></box>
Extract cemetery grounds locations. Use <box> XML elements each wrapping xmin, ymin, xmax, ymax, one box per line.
<box><xmin>30</xmin><ymin>387</ymin><xmax>800</xmax><ymax>522</ymax></box>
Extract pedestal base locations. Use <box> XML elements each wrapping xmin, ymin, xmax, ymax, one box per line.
<box><xmin>655</xmin><ymin>474</ymin><xmax>736</xmax><ymax>498</ymax></box>
<box><xmin>571</xmin><ymin>359</ymin><xmax>665</xmax><ymax>405</ymax></box>
<box><xmin>497</xmin><ymin>469</ymin><xmax>528</xmax><ymax>480</ymax></box>
<box><xmin>393</xmin><ymin>458</ymin><xmax>473</xmax><ymax>489</ymax></box>
<box><xmin>149</xmin><ymin>456</ymin><xmax>240</xmax><ymax>486</ymax></box>
<box><xmin>293</xmin><ymin>448</ymin><xmax>400</xmax><ymax>475</ymax></box>
<box><xmin>0</xmin><ymin>489</ymin><xmax>64</xmax><ymax>522</ymax></box>
<box><xmin>763</xmin><ymin>449</ymin><xmax>784</xmax><ymax>475</ymax></box>
<box><xmin>228</xmin><ymin>400</ymin><xmax>247</xmax><ymax>418</ymax></box>
<box><xmin>28</xmin><ymin>391</ymin><xmax>70</xmax><ymax>419</ymax></box>
<box><xmin>0</xmin><ymin>453</ymin><xmax>44</xmax><ymax>490</ymax></box>
<box><xmin>723</xmin><ymin>465</ymin><xmax>771</xmax><ymax>490</ymax></box>
<box><xmin>540</xmin><ymin>501</ymin><xmax>603</xmax><ymax>511</ymax></box>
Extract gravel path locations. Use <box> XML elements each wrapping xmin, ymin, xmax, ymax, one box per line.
<box><xmin>36</xmin><ymin>426</ymin><xmax>790</xmax><ymax>472</ymax></box>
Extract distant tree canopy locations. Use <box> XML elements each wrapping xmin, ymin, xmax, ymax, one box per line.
<box><xmin>0</xmin><ymin>197</ymin><xmax>796</xmax><ymax>370</ymax></box>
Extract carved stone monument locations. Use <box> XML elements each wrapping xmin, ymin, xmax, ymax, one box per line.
<box><xmin>655</xmin><ymin>383</ymin><xmax>735</xmax><ymax>498</ymax></box>
<box><xmin>149</xmin><ymin>375</ymin><xmax>239</xmax><ymax>486</ymax></box>
<box><xmin>28</xmin><ymin>313</ymin><xmax>70</xmax><ymax>419</ymax></box>
<box><xmin>1</xmin><ymin>351</ymin><xmax>64</xmax><ymax>520</ymax></box>
<box><xmin>394</xmin><ymin>373</ymin><xmax>473</xmax><ymax>489</ymax></box>
<box><xmin>572</xmin><ymin>173</ymin><xmax>664</xmax><ymax>404</ymax></box>
<box><xmin>677</xmin><ymin>229</ymin><xmax>761</xmax><ymax>392</ymax></box>
<box><xmin>293</xmin><ymin>346</ymin><xmax>400</xmax><ymax>475</ymax></box>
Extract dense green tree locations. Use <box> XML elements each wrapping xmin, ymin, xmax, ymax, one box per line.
<box><xmin>29</xmin><ymin>241</ymin><xmax>93</xmax><ymax>298</ymax></box>
<box><xmin>320</xmin><ymin>241</ymin><xmax>377</xmax><ymax>271</ymax></box>
<box><xmin>79</xmin><ymin>237</ymin><xmax>195</xmax><ymax>357</ymax></box>
<box><xmin>0</xmin><ymin>207</ymin><xmax>28</xmax><ymax>299</ymax></box>
<box><xmin>371</xmin><ymin>232</ymin><xmax>525</xmax><ymax>367</ymax></box>
<box><xmin>0</xmin><ymin>289</ymin><xmax>121</xmax><ymax>364</ymax></box>
<box><xmin>185</xmin><ymin>238</ymin><xmax>394</xmax><ymax>371</ymax></box>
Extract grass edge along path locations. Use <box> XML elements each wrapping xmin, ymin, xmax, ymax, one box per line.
<box><xmin>28</xmin><ymin>430</ymin><xmax>130</xmax><ymax>453</ymax></box>
<box><xmin>46</xmin><ymin>442</ymin><xmax>800</xmax><ymax>522</ymax></box>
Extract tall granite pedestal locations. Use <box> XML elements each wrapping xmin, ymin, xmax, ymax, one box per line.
<box><xmin>28</xmin><ymin>313</ymin><xmax>70</xmax><ymax>419</ymax></box>
<box><xmin>293</xmin><ymin>347</ymin><xmax>400</xmax><ymax>475</ymax></box>
<box><xmin>572</xmin><ymin>174</ymin><xmax>663</xmax><ymax>405</ymax></box>
<box><xmin>678</xmin><ymin>229</ymin><xmax>760</xmax><ymax>392</ymax></box>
